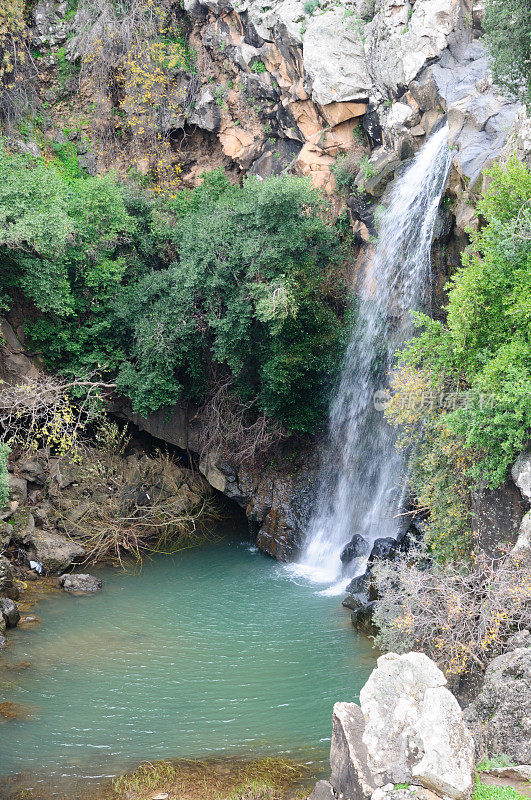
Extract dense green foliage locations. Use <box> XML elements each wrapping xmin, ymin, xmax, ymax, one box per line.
<box><xmin>117</xmin><ymin>171</ymin><xmax>347</xmax><ymax>431</ymax></box>
<box><xmin>483</xmin><ymin>0</ymin><xmax>531</xmax><ymax>110</ymax></box>
<box><xmin>0</xmin><ymin>442</ymin><xmax>9</xmax><ymax>510</ymax></box>
<box><xmin>387</xmin><ymin>156</ymin><xmax>531</xmax><ymax>560</ymax></box>
<box><xmin>0</xmin><ymin>144</ymin><xmax>348</xmax><ymax>435</ymax></box>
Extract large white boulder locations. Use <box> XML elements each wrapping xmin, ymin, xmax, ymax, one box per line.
<box><xmin>360</xmin><ymin>652</ymin><xmax>475</xmax><ymax>800</ymax></box>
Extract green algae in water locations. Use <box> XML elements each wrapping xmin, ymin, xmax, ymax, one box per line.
<box><xmin>0</xmin><ymin>528</ymin><xmax>375</xmax><ymax>797</ymax></box>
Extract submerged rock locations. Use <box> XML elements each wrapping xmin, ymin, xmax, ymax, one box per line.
<box><xmin>58</xmin><ymin>573</ymin><xmax>102</xmax><ymax>593</ymax></box>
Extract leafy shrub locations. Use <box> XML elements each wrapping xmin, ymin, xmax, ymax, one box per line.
<box><xmin>386</xmin><ymin>156</ymin><xmax>531</xmax><ymax>559</ymax></box>
<box><xmin>0</xmin><ymin>375</ymin><xmax>104</xmax><ymax>458</ymax></box>
<box><xmin>359</xmin><ymin>154</ymin><xmax>375</xmax><ymax>179</ymax></box>
<box><xmin>0</xmin><ymin>0</ymin><xmax>37</xmax><ymax>123</ymax></box>
<box><xmin>303</xmin><ymin>0</ymin><xmax>320</xmax><ymax>14</ymax></box>
<box><xmin>477</xmin><ymin>755</ymin><xmax>516</xmax><ymax>772</ymax></box>
<box><xmin>117</xmin><ymin>170</ymin><xmax>349</xmax><ymax>433</ymax></box>
<box><xmin>76</xmin><ymin>0</ymin><xmax>196</xmax><ymax>193</ymax></box>
<box><xmin>331</xmin><ymin>153</ymin><xmax>359</xmax><ymax>192</ymax></box>
<box><xmin>250</xmin><ymin>60</ymin><xmax>267</xmax><ymax>73</ymax></box>
<box><xmin>482</xmin><ymin>0</ymin><xmax>531</xmax><ymax>111</ymax></box>
<box><xmin>473</xmin><ymin>781</ymin><xmax>529</xmax><ymax>800</ymax></box>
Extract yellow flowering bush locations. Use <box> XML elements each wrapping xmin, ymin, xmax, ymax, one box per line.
<box><xmin>0</xmin><ymin>375</ymin><xmax>103</xmax><ymax>459</ymax></box>
<box><xmin>78</xmin><ymin>0</ymin><xmax>194</xmax><ymax>195</ymax></box>
<box><xmin>372</xmin><ymin>547</ymin><xmax>531</xmax><ymax>678</ymax></box>
<box><xmin>0</xmin><ymin>0</ymin><xmax>34</xmax><ymax>123</ymax></box>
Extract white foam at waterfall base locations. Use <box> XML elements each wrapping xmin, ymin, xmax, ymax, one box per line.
<box><xmin>288</xmin><ymin>125</ymin><xmax>452</xmax><ymax>594</ymax></box>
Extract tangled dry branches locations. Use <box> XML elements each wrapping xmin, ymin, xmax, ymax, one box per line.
<box><xmin>198</xmin><ymin>379</ymin><xmax>285</xmax><ymax>466</ymax></box>
<box><xmin>56</xmin><ymin>450</ymin><xmax>219</xmax><ymax>567</ymax></box>
<box><xmin>371</xmin><ymin>546</ymin><xmax>531</xmax><ymax>677</ymax></box>
<box><xmin>0</xmin><ymin>374</ymin><xmax>113</xmax><ymax>458</ymax></box>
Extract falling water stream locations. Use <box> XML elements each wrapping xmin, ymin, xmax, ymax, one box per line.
<box><xmin>290</xmin><ymin>125</ymin><xmax>452</xmax><ymax>593</ymax></box>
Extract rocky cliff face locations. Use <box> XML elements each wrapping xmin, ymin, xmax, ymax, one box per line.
<box><xmin>173</xmin><ymin>0</ymin><xmax>527</xmax><ymax>213</ymax></box>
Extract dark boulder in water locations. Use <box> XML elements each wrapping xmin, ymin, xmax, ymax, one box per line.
<box><xmin>340</xmin><ymin>534</ymin><xmax>370</xmax><ymax>564</ymax></box>
<box><xmin>351</xmin><ymin>601</ymin><xmax>377</xmax><ymax>637</ymax></box>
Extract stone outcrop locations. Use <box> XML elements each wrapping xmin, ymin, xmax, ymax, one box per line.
<box><xmin>0</xmin><ymin>555</ymin><xmax>19</xmax><ymax>600</ymax></box>
<box><xmin>324</xmin><ymin>653</ymin><xmax>475</xmax><ymax>800</ymax></box>
<box><xmin>360</xmin><ymin>653</ymin><xmax>475</xmax><ymax>799</ymax></box>
<box><xmin>330</xmin><ymin>701</ymin><xmax>376</xmax><ymax>800</ymax></box>
<box><xmin>470</xmin><ymin>479</ymin><xmax>528</xmax><ymax>557</ymax></box>
<box><xmin>175</xmin><ymin>0</ymin><xmax>527</xmax><ymax>204</ymax></box>
<box><xmin>464</xmin><ymin>645</ymin><xmax>531</xmax><ymax>765</ymax></box>
<box><xmin>114</xmin><ymin>399</ymin><xmax>318</xmax><ymax>562</ymax></box>
<box><xmin>23</xmin><ymin>529</ymin><xmax>85</xmax><ymax>574</ymax></box>
<box><xmin>513</xmin><ymin>511</ymin><xmax>531</xmax><ymax>554</ymax></box>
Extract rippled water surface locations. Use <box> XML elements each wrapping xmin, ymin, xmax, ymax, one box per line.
<box><xmin>0</xmin><ymin>524</ymin><xmax>375</xmax><ymax>795</ymax></box>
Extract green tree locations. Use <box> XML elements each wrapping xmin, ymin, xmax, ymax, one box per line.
<box><xmin>118</xmin><ymin>172</ymin><xmax>348</xmax><ymax>432</ymax></box>
<box><xmin>483</xmin><ymin>0</ymin><xmax>531</xmax><ymax>110</ymax></box>
<box><xmin>0</xmin><ymin>150</ymin><xmax>349</xmax><ymax>437</ymax></box>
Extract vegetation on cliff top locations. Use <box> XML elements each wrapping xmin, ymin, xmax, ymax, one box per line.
<box><xmin>0</xmin><ymin>143</ymin><xmax>350</xmax><ymax>438</ymax></box>
<box><xmin>385</xmin><ymin>156</ymin><xmax>531</xmax><ymax>561</ymax></box>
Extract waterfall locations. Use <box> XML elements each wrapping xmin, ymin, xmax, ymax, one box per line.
<box><xmin>292</xmin><ymin>125</ymin><xmax>452</xmax><ymax>593</ymax></box>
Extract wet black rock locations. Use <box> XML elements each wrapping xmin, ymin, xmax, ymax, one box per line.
<box><xmin>351</xmin><ymin>601</ymin><xmax>377</xmax><ymax>637</ymax></box>
<box><xmin>362</xmin><ymin>108</ymin><xmax>383</xmax><ymax>148</ymax></box>
<box><xmin>367</xmin><ymin>537</ymin><xmax>398</xmax><ymax>564</ymax></box>
<box><xmin>342</xmin><ymin>593</ymin><xmax>364</xmax><ymax>612</ymax></box>
<box><xmin>340</xmin><ymin>534</ymin><xmax>370</xmax><ymax>564</ymax></box>
<box><xmin>345</xmin><ymin>573</ymin><xmax>369</xmax><ymax>595</ymax></box>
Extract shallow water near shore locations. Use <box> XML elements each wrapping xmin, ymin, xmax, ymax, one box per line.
<box><xmin>0</xmin><ymin>522</ymin><xmax>375</xmax><ymax>798</ymax></box>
